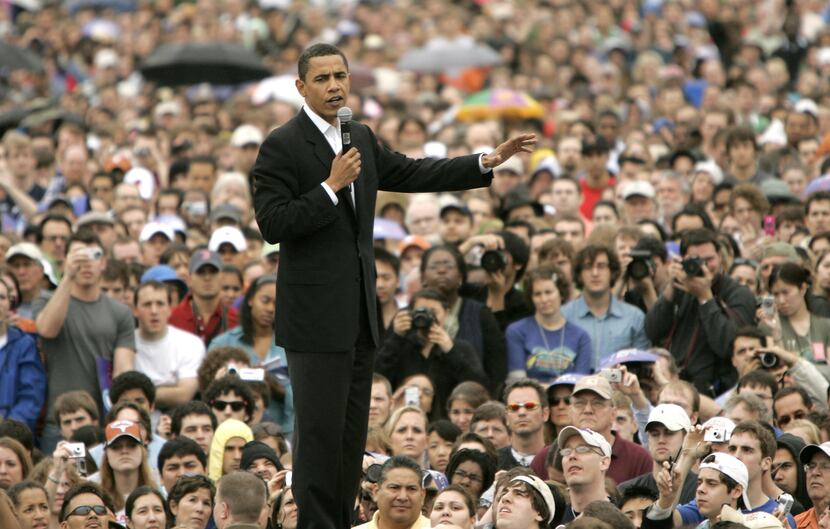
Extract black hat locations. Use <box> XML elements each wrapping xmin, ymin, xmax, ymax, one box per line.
<box><xmin>500</xmin><ymin>193</ymin><xmax>543</xmax><ymax>221</ymax></box>
<box><xmin>240</xmin><ymin>440</ymin><xmax>283</xmax><ymax>472</ymax></box>
<box><xmin>440</xmin><ymin>204</ymin><xmax>473</xmax><ymax>219</ymax></box>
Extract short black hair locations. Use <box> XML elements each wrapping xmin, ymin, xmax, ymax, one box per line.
<box><xmin>737</xmin><ymin>370</ymin><xmax>778</xmax><ymax>397</ymax></box>
<box><xmin>679</xmin><ymin>228</ymin><xmax>720</xmax><ymax>256</ymax></box>
<box><xmin>60</xmin><ymin>482</ymin><xmax>115</xmax><ymax>522</ymax></box>
<box><xmin>203</xmin><ymin>376</ymin><xmax>256</xmax><ymax>421</ymax></box>
<box><xmin>378</xmin><ymin>455</ymin><xmax>423</xmax><ymax>486</ymax></box>
<box><xmin>617</xmin><ymin>484</ymin><xmax>657</xmax><ymax>509</ymax></box>
<box><xmin>110</xmin><ymin>371</ymin><xmax>156</xmax><ymax>407</ymax></box>
<box><xmin>632</xmin><ymin>237</ymin><xmax>668</xmax><ymax>262</ymax></box>
<box><xmin>68</xmin><ymin>229</ymin><xmax>103</xmax><ymax>251</ymax></box>
<box><xmin>497</xmin><ymin>230</ymin><xmax>530</xmax><ymax>281</ymax></box>
<box><xmin>773</xmin><ymin>386</ymin><xmax>812</xmax><ymax>416</ymax></box>
<box><xmin>806</xmin><ymin>191</ymin><xmax>830</xmax><ymax>214</ymax></box>
<box><xmin>171</xmin><ymin>401</ymin><xmax>217</xmax><ymax>437</ymax></box>
<box><xmin>36</xmin><ymin>214</ymin><xmax>72</xmax><ymax>244</ymax></box>
<box><xmin>427</xmin><ymin>420</ymin><xmax>462</xmax><ymax>443</ymax></box>
<box><xmin>672</xmin><ymin>203</ymin><xmax>715</xmax><ymax>233</ymax></box>
<box><xmin>298</xmin><ymin>43</ymin><xmax>349</xmax><ymax>81</ymax></box>
<box><xmin>157</xmin><ymin>437</ymin><xmax>207</xmax><ymax>472</ymax></box>
<box><xmin>734</xmin><ymin>325</ymin><xmax>769</xmax><ymax>344</ymax></box>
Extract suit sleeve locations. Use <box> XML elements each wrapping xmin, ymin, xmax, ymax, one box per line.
<box><xmin>369</xmin><ymin>127</ymin><xmax>492</xmax><ymax>193</ymax></box>
<box><xmin>479</xmin><ymin>305</ymin><xmax>507</xmax><ymax>393</ymax></box>
<box><xmin>253</xmin><ymin>132</ymin><xmax>340</xmax><ymax>243</ymax></box>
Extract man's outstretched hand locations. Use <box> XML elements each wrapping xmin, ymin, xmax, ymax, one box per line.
<box><xmin>482</xmin><ymin>134</ymin><xmax>537</xmax><ymax>169</ymax></box>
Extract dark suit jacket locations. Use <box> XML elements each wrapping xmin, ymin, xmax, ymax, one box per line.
<box><xmin>253</xmin><ymin>110</ymin><xmax>492</xmax><ymax>352</ymax></box>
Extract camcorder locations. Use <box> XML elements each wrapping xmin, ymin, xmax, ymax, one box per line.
<box><xmin>681</xmin><ymin>256</ymin><xmax>705</xmax><ymax>277</ymax></box>
<box><xmin>410</xmin><ymin>308</ymin><xmax>436</xmax><ymax>330</ymax></box>
<box><xmin>626</xmin><ymin>250</ymin><xmax>654</xmax><ymax>280</ymax></box>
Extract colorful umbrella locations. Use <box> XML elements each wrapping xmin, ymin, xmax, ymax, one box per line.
<box><xmin>456</xmin><ymin>88</ymin><xmax>545</xmax><ymax>122</ymax></box>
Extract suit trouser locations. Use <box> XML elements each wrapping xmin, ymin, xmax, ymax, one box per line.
<box><xmin>287</xmin><ymin>278</ymin><xmax>374</xmax><ymax>529</ymax></box>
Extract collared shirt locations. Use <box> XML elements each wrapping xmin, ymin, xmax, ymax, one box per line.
<box><xmin>510</xmin><ymin>447</ymin><xmax>534</xmax><ymax>467</ymax></box>
<box><xmin>795</xmin><ymin>507</ymin><xmax>818</xmax><ymax>529</ymax></box>
<box><xmin>608</xmin><ymin>433</ymin><xmax>654</xmax><ymax>486</ymax></box>
<box><xmin>353</xmin><ymin>511</ymin><xmax>431</xmax><ymax>529</ymax></box>
<box><xmin>561</xmin><ymin>295</ymin><xmax>650</xmax><ymax>369</ymax></box>
<box><xmin>168</xmin><ymin>293</ymin><xmax>239</xmax><ymax>345</ymax></box>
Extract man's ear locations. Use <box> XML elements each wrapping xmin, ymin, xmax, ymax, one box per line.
<box><xmin>295</xmin><ymin>79</ymin><xmax>306</xmax><ymax>99</ymax></box>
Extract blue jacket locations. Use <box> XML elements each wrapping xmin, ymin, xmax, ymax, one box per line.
<box><xmin>0</xmin><ymin>326</ymin><xmax>45</xmax><ymax>430</ymax></box>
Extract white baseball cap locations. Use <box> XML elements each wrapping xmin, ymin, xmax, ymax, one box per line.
<box><xmin>6</xmin><ymin>242</ymin><xmax>44</xmax><ymax>263</ymax></box>
<box><xmin>124</xmin><ymin>167</ymin><xmax>156</xmax><ymax>201</ymax></box>
<box><xmin>509</xmin><ymin>475</ymin><xmax>556</xmax><ymax>523</ymax></box>
<box><xmin>622</xmin><ymin>180</ymin><xmax>656</xmax><ymax>200</ymax></box>
<box><xmin>646</xmin><ymin>404</ymin><xmax>692</xmax><ymax>433</ymax></box>
<box><xmin>557</xmin><ymin>426</ymin><xmax>612</xmax><ymax>458</ymax></box>
<box><xmin>702</xmin><ymin>416</ymin><xmax>736</xmax><ymax>443</ymax></box>
<box><xmin>208</xmin><ymin>226</ymin><xmax>247</xmax><ymax>252</ymax></box>
<box><xmin>699</xmin><ymin>452</ymin><xmax>751</xmax><ymax>510</ymax></box>
<box><xmin>693</xmin><ymin>160</ymin><xmax>724</xmax><ymax>186</ymax></box>
<box><xmin>139</xmin><ymin>222</ymin><xmax>175</xmax><ymax>242</ymax></box>
<box><xmin>799</xmin><ymin>441</ymin><xmax>830</xmax><ymax>465</ymax></box>
<box><xmin>231</xmin><ymin>124</ymin><xmax>264</xmax><ymax>148</ymax></box>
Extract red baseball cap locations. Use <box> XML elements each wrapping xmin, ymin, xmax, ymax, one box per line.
<box><xmin>105</xmin><ymin>420</ymin><xmax>142</xmax><ymax>446</ymax></box>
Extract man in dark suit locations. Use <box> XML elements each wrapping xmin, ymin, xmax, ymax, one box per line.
<box><xmin>252</xmin><ymin>43</ymin><xmax>535</xmax><ymax>529</ymax></box>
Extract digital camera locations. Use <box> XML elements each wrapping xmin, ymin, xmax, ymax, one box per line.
<box><xmin>410</xmin><ymin>308</ymin><xmax>435</xmax><ymax>329</ymax></box>
<box><xmin>681</xmin><ymin>256</ymin><xmax>705</xmax><ymax>277</ymax></box>
<box><xmin>627</xmin><ymin>250</ymin><xmax>654</xmax><ymax>280</ymax></box>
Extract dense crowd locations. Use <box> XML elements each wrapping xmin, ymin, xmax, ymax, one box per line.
<box><xmin>5</xmin><ymin>0</ymin><xmax>830</xmax><ymax>529</ymax></box>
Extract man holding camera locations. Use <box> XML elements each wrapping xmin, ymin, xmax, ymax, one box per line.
<box><xmin>645</xmin><ymin>229</ymin><xmax>756</xmax><ymax>396</ymax></box>
<box><xmin>620</xmin><ymin>237</ymin><xmax>671</xmax><ymax>312</ymax></box>
<box><xmin>375</xmin><ymin>289</ymin><xmax>487</xmax><ymax>416</ymax></box>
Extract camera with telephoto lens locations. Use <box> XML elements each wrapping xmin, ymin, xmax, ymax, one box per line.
<box><xmin>410</xmin><ymin>308</ymin><xmax>435</xmax><ymax>329</ymax></box>
<box><xmin>681</xmin><ymin>256</ymin><xmax>705</xmax><ymax>277</ymax></box>
<box><xmin>758</xmin><ymin>352</ymin><xmax>779</xmax><ymax>369</ymax></box>
<box><xmin>626</xmin><ymin>250</ymin><xmax>654</xmax><ymax>280</ymax></box>
<box><xmin>481</xmin><ymin>249</ymin><xmax>509</xmax><ymax>273</ymax></box>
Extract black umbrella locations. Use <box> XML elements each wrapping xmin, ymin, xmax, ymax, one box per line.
<box><xmin>139</xmin><ymin>42</ymin><xmax>271</xmax><ymax>87</ymax></box>
<box><xmin>0</xmin><ymin>41</ymin><xmax>43</xmax><ymax>72</ymax></box>
<box><xmin>65</xmin><ymin>0</ymin><xmax>136</xmax><ymax>15</ymax></box>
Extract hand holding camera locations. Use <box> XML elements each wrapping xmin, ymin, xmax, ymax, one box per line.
<box><xmin>392</xmin><ymin>310</ymin><xmax>413</xmax><ymax>337</ymax></box>
<box><xmin>426</xmin><ymin>322</ymin><xmax>453</xmax><ymax>353</ymax></box>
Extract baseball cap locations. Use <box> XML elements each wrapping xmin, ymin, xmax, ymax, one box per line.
<box><xmin>231</xmin><ymin>124</ymin><xmax>264</xmax><ymax>148</ymax></box>
<box><xmin>189</xmin><ymin>249</ymin><xmax>222</xmax><ymax>274</ymax></box>
<box><xmin>139</xmin><ymin>222</ymin><xmax>175</xmax><ymax>243</ymax></box>
<box><xmin>76</xmin><ymin>211</ymin><xmax>115</xmax><ymax>230</ymax></box>
<box><xmin>124</xmin><ymin>167</ymin><xmax>155</xmax><ymax>201</ymax></box>
<box><xmin>494</xmin><ymin>156</ymin><xmax>524</xmax><ymax>175</ymax></box>
<box><xmin>702</xmin><ymin>416</ymin><xmax>736</xmax><ymax>443</ymax></box>
<box><xmin>548</xmin><ymin>373</ymin><xmax>585</xmax><ymax>388</ymax></box>
<box><xmin>572</xmin><ymin>375</ymin><xmax>613</xmax><ymax>399</ymax></box>
<box><xmin>141</xmin><ymin>264</ymin><xmax>186</xmax><ymax>288</ymax></box>
<box><xmin>761</xmin><ymin>179</ymin><xmax>799</xmax><ymax>204</ymax></box>
<box><xmin>6</xmin><ymin>242</ymin><xmax>43</xmax><ymax>263</ymax></box>
<box><xmin>693</xmin><ymin>160</ymin><xmax>723</xmax><ymax>186</ymax></box>
<box><xmin>154</xmin><ymin>100</ymin><xmax>181</xmax><ymax>118</ymax></box>
<box><xmin>557</xmin><ymin>426</ymin><xmax>612</xmax><ymax>458</ymax></box>
<box><xmin>799</xmin><ymin>441</ymin><xmax>830</xmax><ymax>465</ymax></box>
<box><xmin>795</xmin><ymin>99</ymin><xmax>819</xmax><ymax>119</ymax></box>
<box><xmin>622</xmin><ymin>180</ymin><xmax>656</xmax><ymax>200</ymax></box>
<box><xmin>398</xmin><ymin>235</ymin><xmax>430</xmax><ymax>254</ymax></box>
<box><xmin>208</xmin><ymin>226</ymin><xmax>247</xmax><ymax>252</ymax></box>
<box><xmin>699</xmin><ymin>452</ymin><xmax>751</xmax><ymax>510</ymax></box>
<box><xmin>646</xmin><ymin>404</ymin><xmax>691</xmax><ymax>432</ymax></box>
<box><xmin>105</xmin><ymin>420</ymin><xmax>142</xmax><ymax>447</ymax></box>
<box><xmin>759</xmin><ymin>242</ymin><xmax>799</xmax><ymax>262</ymax></box>
<box><xmin>440</xmin><ymin>204</ymin><xmax>473</xmax><ymax>219</ymax></box>
<box><xmin>601</xmin><ymin>348</ymin><xmax>658</xmax><ymax>367</ymax></box>
<box><xmin>509</xmin><ymin>475</ymin><xmax>556</xmax><ymax>523</ymax></box>
<box><xmin>210</xmin><ymin>204</ymin><xmax>243</xmax><ymax>224</ymax></box>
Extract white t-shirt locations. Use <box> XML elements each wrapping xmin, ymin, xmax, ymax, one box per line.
<box><xmin>135</xmin><ymin>326</ymin><xmax>205</xmax><ymax>386</ymax></box>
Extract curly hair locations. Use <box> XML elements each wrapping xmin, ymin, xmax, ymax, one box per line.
<box><xmin>197</xmin><ymin>346</ymin><xmax>252</xmax><ymax>392</ymax></box>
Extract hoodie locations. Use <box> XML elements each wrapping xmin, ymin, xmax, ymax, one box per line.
<box><xmin>777</xmin><ymin>433</ymin><xmax>812</xmax><ymax>512</ymax></box>
<box><xmin>208</xmin><ymin>419</ymin><xmax>253</xmax><ymax>481</ymax></box>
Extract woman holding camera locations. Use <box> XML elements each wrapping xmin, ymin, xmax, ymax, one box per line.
<box><xmin>759</xmin><ymin>262</ymin><xmax>830</xmax><ymax>378</ymax></box>
<box><xmin>505</xmin><ymin>265</ymin><xmax>592</xmax><ymax>384</ymax></box>
<box><xmin>375</xmin><ymin>289</ymin><xmax>487</xmax><ymax>419</ymax></box>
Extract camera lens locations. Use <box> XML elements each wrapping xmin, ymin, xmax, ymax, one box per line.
<box><xmin>759</xmin><ymin>352</ymin><xmax>779</xmax><ymax>369</ymax></box>
<box><xmin>481</xmin><ymin>250</ymin><xmax>507</xmax><ymax>273</ymax></box>
<box><xmin>628</xmin><ymin>260</ymin><xmax>650</xmax><ymax>280</ymax></box>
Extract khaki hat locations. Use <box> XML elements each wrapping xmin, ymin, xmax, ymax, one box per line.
<box><xmin>572</xmin><ymin>375</ymin><xmax>613</xmax><ymax>399</ymax></box>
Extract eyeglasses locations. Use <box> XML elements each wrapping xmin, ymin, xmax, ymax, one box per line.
<box><xmin>777</xmin><ymin>410</ymin><xmax>807</xmax><ymax>427</ymax></box>
<box><xmin>66</xmin><ymin>505</ymin><xmax>107</xmax><ymax>519</ymax></box>
<box><xmin>506</xmin><ymin>401</ymin><xmax>541</xmax><ymax>412</ymax></box>
<box><xmin>572</xmin><ymin>398</ymin><xmax>610</xmax><ymax>410</ymax></box>
<box><xmin>549</xmin><ymin>396</ymin><xmax>571</xmax><ymax>406</ymax></box>
<box><xmin>427</xmin><ymin>260</ymin><xmax>457</xmax><ymax>272</ymax></box>
<box><xmin>804</xmin><ymin>461</ymin><xmax>830</xmax><ymax>474</ymax></box>
<box><xmin>212</xmin><ymin>400</ymin><xmax>246</xmax><ymax>412</ymax></box>
<box><xmin>452</xmin><ymin>469</ymin><xmax>483</xmax><ymax>483</ymax></box>
<box><xmin>559</xmin><ymin>445</ymin><xmax>602</xmax><ymax>458</ymax></box>
<box><xmin>44</xmin><ymin>235</ymin><xmax>70</xmax><ymax>243</ymax></box>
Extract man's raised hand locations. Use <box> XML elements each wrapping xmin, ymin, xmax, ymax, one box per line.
<box><xmin>482</xmin><ymin>134</ymin><xmax>537</xmax><ymax>169</ymax></box>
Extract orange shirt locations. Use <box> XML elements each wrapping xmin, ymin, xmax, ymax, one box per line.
<box><xmin>795</xmin><ymin>507</ymin><xmax>818</xmax><ymax>529</ymax></box>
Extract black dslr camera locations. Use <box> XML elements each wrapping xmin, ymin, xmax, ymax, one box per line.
<box><xmin>481</xmin><ymin>249</ymin><xmax>509</xmax><ymax>273</ymax></box>
<box><xmin>758</xmin><ymin>352</ymin><xmax>779</xmax><ymax>369</ymax></box>
<box><xmin>681</xmin><ymin>256</ymin><xmax>705</xmax><ymax>277</ymax></box>
<box><xmin>410</xmin><ymin>307</ymin><xmax>436</xmax><ymax>329</ymax></box>
<box><xmin>627</xmin><ymin>250</ymin><xmax>654</xmax><ymax>280</ymax></box>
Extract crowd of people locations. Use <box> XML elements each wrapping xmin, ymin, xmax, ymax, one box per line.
<box><xmin>4</xmin><ymin>0</ymin><xmax>830</xmax><ymax>529</ymax></box>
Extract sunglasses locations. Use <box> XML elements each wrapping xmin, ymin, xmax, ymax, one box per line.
<box><xmin>506</xmin><ymin>401</ymin><xmax>541</xmax><ymax>412</ymax></box>
<box><xmin>549</xmin><ymin>396</ymin><xmax>571</xmax><ymax>406</ymax></box>
<box><xmin>66</xmin><ymin>505</ymin><xmax>107</xmax><ymax>519</ymax></box>
<box><xmin>212</xmin><ymin>400</ymin><xmax>246</xmax><ymax>412</ymax></box>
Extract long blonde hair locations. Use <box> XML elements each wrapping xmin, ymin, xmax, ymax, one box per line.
<box><xmin>99</xmin><ymin>444</ymin><xmax>157</xmax><ymax>511</ymax></box>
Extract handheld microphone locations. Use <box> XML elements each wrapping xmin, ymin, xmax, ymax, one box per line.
<box><xmin>337</xmin><ymin>107</ymin><xmax>353</xmax><ymax>153</ymax></box>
